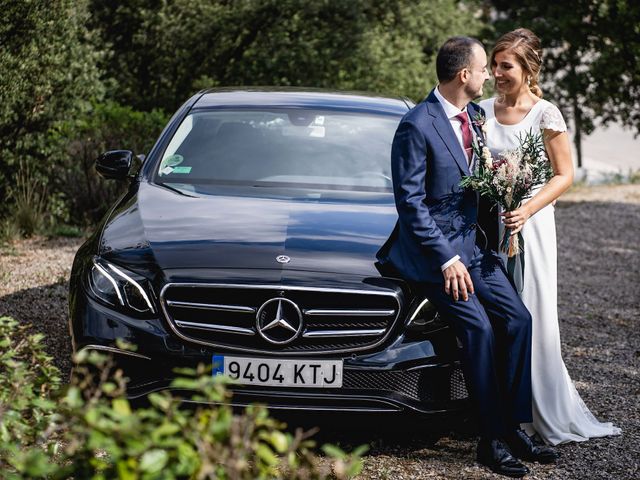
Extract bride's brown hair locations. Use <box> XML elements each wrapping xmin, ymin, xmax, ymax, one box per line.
<box><xmin>491</xmin><ymin>28</ymin><xmax>543</xmax><ymax>98</ymax></box>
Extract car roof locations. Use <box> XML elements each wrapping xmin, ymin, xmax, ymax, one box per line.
<box><xmin>193</xmin><ymin>87</ymin><xmax>413</xmax><ymax>114</ymax></box>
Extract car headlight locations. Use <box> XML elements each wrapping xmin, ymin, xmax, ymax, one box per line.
<box><xmin>88</xmin><ymin>258</ymin><xmax>156</xmax><ymax>314</ymax></box>
<box><xmin>405</xmin><ymin>297</ymin><xmax>447</xmax><ymax>333</ymax></box>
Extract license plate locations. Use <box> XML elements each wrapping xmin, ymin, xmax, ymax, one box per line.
<box><xmin>212</xmin><ymin>355</ymin><xmax>343</xmax><ymax>388</ymax></box>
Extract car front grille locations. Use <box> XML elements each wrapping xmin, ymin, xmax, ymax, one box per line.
<box><xmin>160</xmin><ymin>283</ymin><xmax>401</xmax><ymax>355</ymax></box>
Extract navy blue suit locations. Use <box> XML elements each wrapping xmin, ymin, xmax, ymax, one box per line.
<box><xmin>378</xmin><ymin>90</ymin><xmax>533</xmax><ymax>438</ymax></box>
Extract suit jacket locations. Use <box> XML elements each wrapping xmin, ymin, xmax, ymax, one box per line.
<box><xmin>377</xmin><ymin>89</ymin><xmax>485</xmax><ymax>283</ymax></box>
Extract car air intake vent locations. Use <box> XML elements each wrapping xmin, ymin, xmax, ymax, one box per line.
<box><xmin>160</xmin><ymin>283</ymin><xmax>401</xmax><ymax>355</ymax></box>
<box><xmin>343</xmin><ymin>365</ymin><xmax>468</xmax><ymax>403</ymax></box>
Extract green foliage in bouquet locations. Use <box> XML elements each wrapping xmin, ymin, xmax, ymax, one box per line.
<box><xmin>516</xmin><ymin>130</ymin><xmax>554</xmax><ymax>197</ymax></box>
<box><xmin>460</xmin><ymin>128</ymin><xmax>553</xmax><ymax>211</ymax></box>
<box><xmin>0</xmin><ymin>316</ymin><xmax>366</xmax><ymax>479</ymax></box>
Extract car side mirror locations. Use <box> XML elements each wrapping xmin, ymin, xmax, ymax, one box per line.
<box><xmin>96</xmin><ymin>150</ymin><xmax>134</xmax><ymax>180</ymax></box>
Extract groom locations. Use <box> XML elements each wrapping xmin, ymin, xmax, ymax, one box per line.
<box><xmin>377</xmin><ymin>37</ymin><xmax>558</xmax><ymax>477</ymax></box>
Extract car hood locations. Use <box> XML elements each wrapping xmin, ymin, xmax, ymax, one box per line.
<box><xmin>100</xmin><ymin>182</ymin><xmax>397</xmax><ymax>278</ymax></box>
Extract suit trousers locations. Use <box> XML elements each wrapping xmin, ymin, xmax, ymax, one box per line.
<box><xmin>418</xmin><ymin>248</ymin><xmax>533</xmax><ymax>438</ymax></box>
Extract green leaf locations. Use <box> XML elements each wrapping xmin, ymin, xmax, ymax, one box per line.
<box><xmin>21</xmin><ymin>449</ymin><xmax>57</xmax><ymax>477</ymax></box>
<box><xmin>72</xmin><ymin>348</ymin><xmax>90</xmax><ymax>364</ymax></box>
<box><xmin>171</xmin><ymin>367</ymin><xmax>198</xmax><ymax>376</ymax></box>
<box><xmin>170</xmin><ymin>378</ymin><xmax>199</xmax><ymax>390</ymax></box>
<box><xmin>345</xmin><ymin>458</ymin><xmax>365</xmax><ymax>477</ymax></box>
<box><xmin>151</xmin><ymin>422</ymin><xmax>181</xmax><ymax>440</ymax></box>
<box><xmin>256</xmin><ymin>444</ymin><xmax>279</xmax><ymax>466</ymax></box>
<box><xmin>85</xmin><ymin>408</ymin><xmax>100</xmax><ymax>426</ymax></box>
<box><xmin>352</xmin><ymin>444</ymin><xmax>370</xmax><ymax>456</ymax></box>
<box><xmin>322</xmin><ymin>444</ymin><xmax>347</xmax><ymax>460</ymax></box>
<box><xmin>147</xmin><ymin>393</ymin><xmax>171</xmax><ymax>411</ymax></box>
<box><xmin>112</xmin><ymin>398</ymin><xmax>132</xmax><ymax>416</ymax></box>
<box><xmin>102</xmin><ymin>382</ymin><xmax>117</xmax><ymax>394</ymax></box>
<box><xmin>65</xmin><ymin>386</ymin><xmax>84</xmax><ymax>409</ymax></box>
<box><xmin>115</xmin><ymin>339</ymin><xmax>138</xmax><ymax>352</ymax></box>
<box><xmin>117</xmin><ymin>459</ymin><xmax>137</xmax><ymax>480</ymax></box>
<box><xmin>267</xmin><ymin>430</ymin><xmax>289</xmax><ymax>453</ymax></box>
<box><xmin>139</xmin><ymin>449</ymin><xmax>168</xmax><ymax>473</ymax></box>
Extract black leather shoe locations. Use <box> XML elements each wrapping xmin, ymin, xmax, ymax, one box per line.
<box><xmin>505</xmin><ymin>428</ymin><xmax>560</xmax><ymax>464</ymax></box>
<box><xmin>477</xmin><ymin>438</ymin><xmax>530</xmax><ymax>478</ymax></box>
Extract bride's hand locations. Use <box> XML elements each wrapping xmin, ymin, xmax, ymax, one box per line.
<box><xmin>501</xmin><ymin>206</ymin><xmax>531</xmax><ymax>235</ymax></box>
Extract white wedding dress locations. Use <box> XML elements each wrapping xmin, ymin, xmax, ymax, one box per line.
<box><xmin>478</xmin><ymin>97</ymin><xmax>622</xmax><ymax>445</ymax></box>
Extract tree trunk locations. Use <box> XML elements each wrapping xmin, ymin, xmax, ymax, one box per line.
<box><xmin>573</xmin><ymin>95</ymin><xmax>583</xmax><ymax>168</ymax></box>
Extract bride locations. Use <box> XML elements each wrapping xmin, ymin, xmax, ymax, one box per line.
<box><xmin>478</xmin><ymin>28</ymin><xmax>621</xmax><ymax>445</ymax></box>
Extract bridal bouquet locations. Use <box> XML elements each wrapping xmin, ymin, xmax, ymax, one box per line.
<box><xmin>460</xmin><ymin>126</ymin><xmax>553</xmax><ymax>257</ymax></box>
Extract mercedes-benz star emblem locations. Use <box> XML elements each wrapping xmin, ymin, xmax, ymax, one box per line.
<box><xmin>276</xmin><ymin>255</ymin><xmax>290</xmax><ymax>264</ymax></box>
<box><xmin>256</xmin><ymin>298</ymin><xmax>303</xmax><ymax>345</ymax></box>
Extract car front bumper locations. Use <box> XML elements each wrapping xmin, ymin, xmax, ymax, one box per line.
<box><xmin>70</xmin><ymin>290</ymin><xmax>469</xmax><ymax>414</ymax></box>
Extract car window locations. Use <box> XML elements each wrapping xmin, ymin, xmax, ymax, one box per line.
<box><xmin>155</xmin><ymin>109</ymin><xmax>399</xmax><ymax>191</ymax></box>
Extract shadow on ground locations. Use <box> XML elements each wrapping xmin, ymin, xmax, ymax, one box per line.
<box><xmin>273</xmin><ymin>410</ymin><xmax>477</xmax><ymax>451</ymax></box>
<box><xmin>0</xmin><ymin>281</ymin><xmax>73</xmax><ymax>376</ymax></box>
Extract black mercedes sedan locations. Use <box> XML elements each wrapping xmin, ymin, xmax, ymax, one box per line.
<box><xmin>69</xmin><ymin>88</ymin><xmax>469</xmax><ymax>415</ymax></box>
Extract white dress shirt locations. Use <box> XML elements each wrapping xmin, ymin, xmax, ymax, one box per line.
<box><xmin>432</xmin><ymin>86</ymin><xmax>476</xmax><ymax>271</ymax></box>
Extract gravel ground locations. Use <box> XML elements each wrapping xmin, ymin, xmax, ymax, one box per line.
<box><xmin>0</xmin><ymin>185</ymin><xmax>638</xmax><ymax>479</ymax></box>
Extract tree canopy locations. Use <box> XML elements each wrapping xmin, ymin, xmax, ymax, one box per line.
<box><xmin>1</xmin><ymin>0</ymin><xmax>639</xmax><ymax>231</ymax></box>
<box><xmin>89</xmin><ymin>0</ymin><xmax>483</xmax><ymax>111</ymax></box>
<box><xmin>489</xmin><ymin>0</ymin><xmax>640</xmax><ymax>165</ymax></box>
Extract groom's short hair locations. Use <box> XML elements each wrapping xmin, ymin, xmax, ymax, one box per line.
<box><xmin>436</xmin><ymin>36</ymin><xmax>484</xmax><ymax>83</ymax></box>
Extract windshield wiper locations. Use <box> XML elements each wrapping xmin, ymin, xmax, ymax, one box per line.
<box><xmin>156</xmin><ymin>182</ymin><xmax>197</xmax><ymax>198</ymax></box>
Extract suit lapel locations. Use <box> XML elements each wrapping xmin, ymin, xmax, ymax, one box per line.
<box><xmin>426</xmin><ymin>91</ymin><xmax>470</xmax><ymax>176</ymax></box>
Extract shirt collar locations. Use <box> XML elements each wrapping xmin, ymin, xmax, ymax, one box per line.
<box><xmin>434</xmin><ymin>86</ymin><xmax>468</xmax><ymax>120</ymax></box>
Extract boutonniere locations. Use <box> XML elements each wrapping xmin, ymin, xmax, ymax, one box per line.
<box><xmin>470</xmin><ymin>112</ymin><xmax>491</xmax><ymax>168</ymax></box>
<box><xmin>472</xmin><ymin>111</ymin><xmax>488</xmax><ymax>137</ymax></box>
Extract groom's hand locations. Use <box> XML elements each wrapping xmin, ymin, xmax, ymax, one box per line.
<box><xmin>443</xmin><ymin>261</ymin><xmax>474</xmax><ymax>301</ymax></box>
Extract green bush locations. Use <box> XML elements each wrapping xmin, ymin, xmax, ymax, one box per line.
<box><xmin>0</xmin><ymin>317</ymin><xmax>365</xmax><ymax>479</ymax></box>
<box><xmin>3</xmin><ymin>101</ymin><xmax>167</xmax><ymax>234</ymax></box>
<box><xmin>0</xmin><ymin>317</ymin><xmax>62</xmax><ymax>478</ymax></box>
<box><xmin>0</xmin><ymin>0</ymin><xmax>103</xmax><ymax>221</ymax></box>
<box><xmin>52</xmin><ymin>101</ymin><xmax>169</xmax><ymax>225</ymax></box>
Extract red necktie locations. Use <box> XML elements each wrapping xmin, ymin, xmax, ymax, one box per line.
<box><xmin>456</xmin><ymin>112</ymin><xmax>472</xmax><ymax>164</ymax></box>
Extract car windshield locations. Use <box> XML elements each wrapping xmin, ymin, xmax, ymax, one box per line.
<box><xmin>154</xmin><ymin>108</ymin><xmax>400</xmax><ymax>192</ymax></box>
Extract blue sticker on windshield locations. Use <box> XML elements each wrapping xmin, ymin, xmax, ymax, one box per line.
<box><xmin>171</xmin><ymin>166</ymin><xmax>192</xmax><ymax>174</ymax></box>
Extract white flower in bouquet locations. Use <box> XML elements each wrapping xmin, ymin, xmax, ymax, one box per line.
<box><xmin>482</xmin><ymin>147</ymin><xmax>492</xmax><ymax>169</ymax></box>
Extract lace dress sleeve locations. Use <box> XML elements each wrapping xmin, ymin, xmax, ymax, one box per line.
<box><xmin>540</xmin><ymin>103</ymin><xmax>567</xmax><ymax>132</ymax></box>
